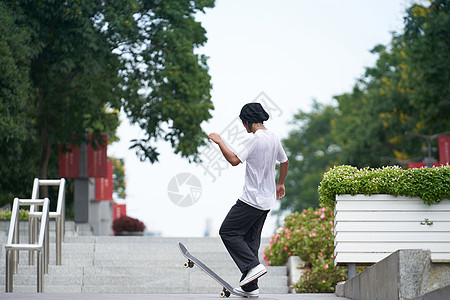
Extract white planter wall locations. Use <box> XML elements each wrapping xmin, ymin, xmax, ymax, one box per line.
<box><xmin>334</xmin><ymin>194</ymin><xmax>450</xmax><ymax>265</ymax></box>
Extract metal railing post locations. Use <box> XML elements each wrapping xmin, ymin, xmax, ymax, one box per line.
<box><xmin>36</xmin><ymin>197</ymin><xmax>49</xmax><ymax>292</ymax></box>
<box><xmin>5</xmin><ymin>178</ymin><xmax>64</xmax><ymax>293</ymax></box>
<box><xmin>29</xmin><ymin>216</ymin><xmax>38</xmax><ymax>265</ymax></box>
<box><xmin>55</xmin><ymin>178</ymin><xmax>66</xmax><ymax>265</ymax></box>
<box><xmin>45</xmin><ymin>213</ymin><xmax>49</xmax><ymax>274</ymax></box>
<box><xmin>5</xmin><ymin>198</ymin><xmax>50</xmax><ymax>293</ymax></box>
<box><xmin>30</xmin><ymin>178</ymin><xmax>66</xmax><ymax>265</ymax></box>
<box><xmin>37</xmin><ymin>250</ymin><xmax>43</xmax><ymax>292</ymax></box>
<box><xmin>12</xmin><ymin>205</ymin><xmax>19</xmax><ymax>274</ymax></box>
<box><xmin>56</xmin><ymin>216</ymin><xmax>62</xmax><ymax>265</ymax></box>
<box><xmin>5</xmin><ymin>249</ymin><xmax>13</xmax><ymax>292</ymax></box>
<box><xmin>29</xmin><ymin>178</ymin><xmax>39</xmax><ymax>265</ymax></box>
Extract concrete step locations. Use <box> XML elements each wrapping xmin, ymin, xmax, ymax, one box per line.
<box><xmin>81</xmin><ymin>265</ymin><xmax>286</xmax><ymax>277</ymax></box>
<box><xmin>0</xmin><ymin>245</ymin><xmax>96</xmax><ymax>267</ymax></box>
<box><xmin>6</xmin><ymin>285</ymin><xmax>82</xmax><ymax>293</ymax></box>
<box><xmin>0</xmin><ymin>274</ymin><xmax>82</xmax><ymax>286</ymax></box>
<box><xmin>1</xmin><ymin>269</ymin><xmax>287</xmax><ymax>294</ymax></box>
<box><xmin>0</xmin><ymin>265</ymin><xmax>84</xmax><ymax>276</ymax></box>
<box><xmin>0</xmin><ymin>264</ymin><xmax>285</xmax><ymax>278</ymax></box>
<box><xmin>0</xmin><ymin>220</ymin><xmax>77</xmax><ymax>232</ymax></box>
<box><xmin>62</xmin><ymin>236</ymin><xmax>270</xmax><ymax>245</ymax></box>
<box><xmin>0</xmin><ymin>266</ymin><xmax>287</xmax><ymax>292</ymax></box>
<box><xmin>0</xmin><ymin>236</ymin><xmax>288</xmax><ymax>294</ymax></box>
<box><xmin>0</xmin><ymin>221</ymin><xmax>91</xmax><ymax>241</ymax></box>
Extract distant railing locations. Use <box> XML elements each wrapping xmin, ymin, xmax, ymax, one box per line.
<box><xmin>30</xmin><ymin>178</ymin><xmax>66</xmax><ymax>265</ymax></box>
<box><xmin>5</xmin><ymin>198</ymin><xmax>50</xmax><ymax>292</ymax></box>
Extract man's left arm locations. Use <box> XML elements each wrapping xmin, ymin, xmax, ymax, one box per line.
<box><xmin>276</xmin><ymin>160</ymin><xmax>289</xmax><ymax>199</ymax></box>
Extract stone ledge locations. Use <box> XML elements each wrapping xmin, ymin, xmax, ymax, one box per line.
<box><xmin>412</xmin><ymin>285</ymin><xmax>450</xmax><ymax>300</ymax></box>
<box><xmin>335</xmin><ymin>249</ymin><xmax>450</xmax><ymax>300</ymax></box>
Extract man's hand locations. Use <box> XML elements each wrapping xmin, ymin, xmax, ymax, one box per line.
<box><xmin>276</xmin><ymin>183</ymin><xmax>286</xmax><ymax>199</ymax></box>
<box><xmin>276</xmin><ymin>160</ymin><xmax>289</xmax><ymax>199</ymax></box>
<box><xmin>208</xmin><ymin>132</ymin><xmax>223</xmax><ymax>145</ymax></box>
<box><xmin>208</xmin><ymin>132</ymin><xmax>241</xmax><ymax>166</ymax></box>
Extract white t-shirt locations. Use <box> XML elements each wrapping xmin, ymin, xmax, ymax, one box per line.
<box><xmin>236</xmin><ymin>129</ymin><xmax>288</xmax><ymax>210</ymax></box>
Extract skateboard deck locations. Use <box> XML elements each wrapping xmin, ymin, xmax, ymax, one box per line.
<box><xmin>178</xmin><ymin>242</ymin><xmax>249</xmax><ymax>298</ymax></box>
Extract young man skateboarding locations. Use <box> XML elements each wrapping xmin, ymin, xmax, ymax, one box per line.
<box><xmin>208</xmin><ymin>102</ymin><xmax>289</xmax><ymax>297</ymax></box>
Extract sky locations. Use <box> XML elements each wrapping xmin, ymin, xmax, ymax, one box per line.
<box><xmin>108</xmin><ymin>0</ymin><xmax>411</xmax><ymax>237</ymax></box>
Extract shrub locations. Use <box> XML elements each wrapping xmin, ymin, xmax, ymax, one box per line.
<box><xmin>112</xmin><ymin>215</ymin><xmax>145</xmax><ymax>233</ymax></box>
<box><xmin>0</xmin><ymin>209</ymin><xmax>29</xmax><ymax>220</ymax></box>
<box><xmin>318</xmin><ymin>164</ymin><xmax>450</xmax><ymax>209</ymax></box>
<box><xmin>263</xmin><ymin>207</ymin><xmax>347</xmax><ymax>292</ymax></box>
<box><xmin>294</xmin><ymin>254</ymin><xmax>346</xmax><ymax>293</ymax></box>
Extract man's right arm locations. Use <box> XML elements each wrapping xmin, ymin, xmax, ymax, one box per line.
<box><xmin>208</xmin><ymin>132</ymin><xmax>241</xmax><ymax>166</ymax></box>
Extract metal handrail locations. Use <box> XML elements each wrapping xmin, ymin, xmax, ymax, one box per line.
<box><xmin>29</xmin><ymin>178</ymin><xmax>66</xmax><ymax>265</ymax></box>
<box><xmin>5</xmin><ymin>198</ymin><xmax>50</xmax><ymax>293</ymax></box>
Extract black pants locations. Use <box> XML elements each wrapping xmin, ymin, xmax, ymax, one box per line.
<box><xmin>219</xmin><ymin>200</ymin><xmax>269</xmax><ymax>291</ymax></box>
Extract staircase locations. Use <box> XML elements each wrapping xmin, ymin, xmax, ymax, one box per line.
<box><xmin>0</xmin><ymin>222</ymin><xmax>288</xmax><ymax>294</ymax></box>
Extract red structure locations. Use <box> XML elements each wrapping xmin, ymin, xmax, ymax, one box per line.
<box><xmin>439</xmin><ymin>136</ymin><xmax>450</xmax><ymax>164</ymax></box>
<box><xmin>407</xmin><ymin>162</ymin><xmax>441</xmax><ymax>169</ymax></box>
<box><xmin>95</xmin><ymin>161</ymin><xmax>114</xmax><ymax>201</ymax></box>
<box><xmin>87</xmin><ymin>134</ymin><xmax>108</xmax><ymax>178</ymax></box>
<box><xmin>113</xmin><ymin>203</ymin><xmax>127</xmax><ymax>220</ymax></box>
<box><xmin>408</xmin><ymin>135</ymin><xmax>450</xmax><ymax>169</ymax></box>
<box><xmin>58</xmin><ymin>134</ymin><xmax>108</xmax><ymax>178</ymax></box>
<box><xmin>58</xmin><ymin>143</ymin><xmax>80</xmax><ymax>178</ymax></box>
<box><xmin>58</xmin><ymin>134</ymin><xmax>112</xmax><ymax>224</ymax></box>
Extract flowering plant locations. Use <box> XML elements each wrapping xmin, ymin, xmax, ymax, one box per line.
<box><xmin>318</xmin><ymin>165</ymin><xmax>450</xmax><ymax>209</ymax></box>
<box><xmin>263</xmin><ymin>207</ymin><xmax>346</xmax><ymax>292</ymax></box>
<box><xmin>112</xmin><ymin>215</ymin><xmax>145</xmax><ymax>233</ymax></box>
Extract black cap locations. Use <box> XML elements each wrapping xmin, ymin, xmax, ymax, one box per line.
<box><xmin>239</xmin><ymin>103</ymin><xmax>269</xmax><ymax>123</ymax></box>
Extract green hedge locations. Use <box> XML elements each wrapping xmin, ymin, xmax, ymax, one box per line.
<box><xmin>0</xmin><ymin>209</ymin><xmax>29</xmax><ymax>220</ymax></box>
<box><xmin>318</xmin><ymin>165</ymin><xmax>450</xmax><ymax>209</ymax></box>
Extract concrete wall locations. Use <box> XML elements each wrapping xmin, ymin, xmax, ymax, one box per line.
<box><xmin>336</xmin><ymin>249</ymin><xmax>450</xmax><ymax>300</ymax></box>
<box><xmin>74</xmin><ymin>177</ymin><xmax>113</xmax><ymax>236</ymax></box>
<box><xmin>88</xmin><ymin>198</ymin><xmax>113</xmax><ymax>236</ymax></box>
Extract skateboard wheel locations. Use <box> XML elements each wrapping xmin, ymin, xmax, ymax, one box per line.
<box><xmin>184</xmin><ymin>260</ymin><xmax>194</xmax><ymax>268</ymax></box>
<box><xmin>220</xmin><ymin>288</ymin><xmax>230</xmax><ymax>298</ymax></box>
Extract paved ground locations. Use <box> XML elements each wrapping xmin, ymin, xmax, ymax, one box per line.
<box><xmin>0</xmin><ymin>293</ymin><xmax>347</xmax><ymax>300</ymax></box>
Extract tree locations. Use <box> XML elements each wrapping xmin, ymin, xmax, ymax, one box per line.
<box><xmin>333</xmin><ymin>43</ymin><xmax>420</xmax><ymax>168</ymax></box>
<box><xmin>0</xmin><ymin>2</ymin><xmax>38</xmax><ymax>203</ymax></box>
<box><xmin>401</xmin><ymin>0</ymin><xmax>450</xmax><ymax>130</ymax></box>
<box><xmin>278</xmin><ymin>0</ymin><xmax>449</xmax><ymax>214</ymax></box>
<box><xmin>111</xmin><ymin>157</ymin><xmax>127</xmax><ymax>199</ymax></box>
<box><xmin>333</xmin><ymin>0</ymin><xmax>450</xmax><ymax>167</ymax></box>
<box><xmin>121</xmin><ymin>0</ymin><xmax>215</xmax><ymax>162</ymax></box>
<box><xmin>280</xmin><ymin>101</ymin><xmax>340</xmax><ymax>212</ymax></box>
<box><xmin>0</xmin><ymin>0</ymin><xmax>215</xmax><ymax>206</ymax></box>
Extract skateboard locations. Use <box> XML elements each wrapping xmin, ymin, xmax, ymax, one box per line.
<box><xmin>178</xmin><ymin>242</ymin><xmax>249</xmax><ymax>298</ymax></box>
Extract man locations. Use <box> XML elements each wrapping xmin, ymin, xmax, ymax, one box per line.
<box><xmin>208</xmin><ymin>102</ymin><xmax>289</xmax><ymax>297</ymax></box>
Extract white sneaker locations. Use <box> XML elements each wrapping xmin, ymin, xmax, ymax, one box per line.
<box><xmin>235</xmin><ymin>286</ymin><xmax>259</xmax><ymax>298</ymax></box>
<box><xmin>239</xmin><ymin>264</ymin><xmax>267</xmax><ymax>286</ymax></box>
